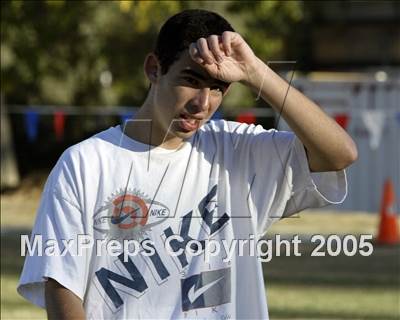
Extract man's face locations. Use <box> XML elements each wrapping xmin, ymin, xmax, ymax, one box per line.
<box><xmin>151</xmin><ymin>50</ymin><xmax>230</xmax><ymax>140</ymax></box>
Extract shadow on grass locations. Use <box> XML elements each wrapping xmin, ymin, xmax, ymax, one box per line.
<box><xmin>262</xmin><ymin>242</ymin><xmax>400</xmax><ymax>288</ymax></box>
<box><xmin>1</xmin><ymin>230</ymin><xmax>33</xmax><ymax>277</ymax></box>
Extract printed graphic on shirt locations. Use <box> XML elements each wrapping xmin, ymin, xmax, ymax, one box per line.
<box><xmin>93</xmin><ymin>188</ymin><xmax>171</xmax><ymax>241</ymax></box>
<box><xmin>164</xmin><ymin>185</ymin><xmax>230</xmax><ymax>270</ymax></box>
<box><xmin>181</xmin><ymin>268</ymin><xmax>231</xmax><ymax>311</ymax></box>
<box><xmin>93</xmin><ymin>185</ymin><xmax>232</xmax><ymax>313</ymax></box>
<box><xmin>95</xmin><ymin>253</ymin><xmax>149</xmax><ymax>309</ymax></box>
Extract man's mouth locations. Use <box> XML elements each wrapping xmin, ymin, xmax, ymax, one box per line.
<box><xmin>177</xmin><ymin>113</ymin><xmax>202</xmax><ymax>132</ymax></box>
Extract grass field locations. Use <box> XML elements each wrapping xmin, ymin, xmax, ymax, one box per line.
<box><xmin>1</xmin><ymin>178</ymin><xmax>400</xmax><ymax>319</ymax></box>
<box><xmin>264</xmin><ymin>242</ymin><xmax>399</xmax><ymax>319</ymax></box>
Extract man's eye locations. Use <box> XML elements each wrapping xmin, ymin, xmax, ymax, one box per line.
<box><xmin>184</xmin><ymin>77</ymin><xmax>199</xmax><ymax>86</ymax></box>
<box><xmin>211</xmin><ymin>86</ymin><xmax>224</xmax><ymax>93</ymax></box>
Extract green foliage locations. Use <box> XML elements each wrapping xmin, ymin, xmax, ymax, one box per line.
<box><xmin>1</xmin><ymin>1</ymin><xmax>305</xmax><ymax>107</ymax></box>
<box><xmin>227</xmin><ymin>1</ymin><xmax>304</xmax><ymax>61</ymax></box>
<box><xmin>1</xmin><ymin>0</ymin><xmax>181</xmax><ymax>106</ymax></box>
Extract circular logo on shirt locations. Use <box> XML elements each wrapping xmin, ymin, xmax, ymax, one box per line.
<box><xmin>111</xmin><ymin>194</ymin><xmax>149</xmax><ymax>229</ymax></box>
<box><xmin>93</xmin><ymin>188</ymin><xmax>171</xmax><ymax>241</ymax></box>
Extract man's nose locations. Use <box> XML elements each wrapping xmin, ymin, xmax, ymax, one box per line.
<box><xmin>191</xmin><ymin>88</ymin><xmax>210</xmax><ymax>112</ymax></box>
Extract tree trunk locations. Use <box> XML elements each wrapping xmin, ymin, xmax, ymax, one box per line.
<box><xmin>1</xmin><ymin>94</ymin><xmax>20</xmax><ymax>190</ymax></box>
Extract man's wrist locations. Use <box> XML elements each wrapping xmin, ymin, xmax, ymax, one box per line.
<box><xmin>241</xmin><ymin>57</ymin><xmax>269</xmax><ymax>91</ymax></box>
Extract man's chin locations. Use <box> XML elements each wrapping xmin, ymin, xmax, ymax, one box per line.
<box><xmin>173</xmin><ymin>129</ymin><xmax>198</xmax><ymax>140</ymax></box>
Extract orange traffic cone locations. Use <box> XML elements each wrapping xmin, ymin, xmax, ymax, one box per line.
<box><xmin>376</xmin><ymin>179</ymin><xmax>400</xmax><ymax>245</ymax></box>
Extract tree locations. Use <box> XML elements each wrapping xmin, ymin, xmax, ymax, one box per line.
<box><xmin>1</xmin><ymin>0</ymin><xmax>181</xmax><ymax>106</ymax></box>
<box><xmin>1</xmin><ymin>1</ymin><xmax>306</xmax><ymax>108</ymax></box>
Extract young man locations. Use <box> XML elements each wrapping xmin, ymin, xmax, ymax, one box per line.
<box><xmin>18</xmin><ymin>9</ymin><xmax>357</xmax><ymax>320</ymax></box>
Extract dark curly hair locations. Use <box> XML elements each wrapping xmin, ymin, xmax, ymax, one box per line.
<box><xmin>154</xmin><ymin>9</ymin><xmax>235</xmax><ymax>74</ymax></box>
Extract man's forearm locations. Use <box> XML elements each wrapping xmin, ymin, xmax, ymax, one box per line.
<box><xmin>244</xmin><ymin>58</ymin><xmax>358</xmax><ymax>172</ymax></box>
<box><xmin>45</xmin><ymin>278</ymin><xmax>86</xmax><ymax>320</ymax></box>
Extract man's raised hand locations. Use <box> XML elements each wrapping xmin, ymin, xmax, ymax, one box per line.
<box><xmin>189</xmin><ymin>31</ymin><xmax>260</xmax><ymax>84</ymax></box>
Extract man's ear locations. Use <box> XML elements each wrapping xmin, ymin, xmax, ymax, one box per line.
<box><xmin>144</xmin><ymin>53</ymin><xmax>160</xmax><ymax>84</ymax></box>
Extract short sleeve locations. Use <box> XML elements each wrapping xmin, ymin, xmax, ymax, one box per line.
<box><xmin>281</xmin><ymin>136</ymin><xmax>348</xmax><ymax>217</ymax></box>
<box><xmin>247</xmin><ymin>128</ymin><xmax>347</xmax><ymax>236</ymax></box>
<box><xmin>17</xmin><ymin>152</ymin><xmax>91</xmax><ymax>308</ymax></box>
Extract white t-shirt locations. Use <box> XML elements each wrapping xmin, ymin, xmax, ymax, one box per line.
<box><xmin>18</xmin><ymin>120</ymin><xmax>347</xmax><ymax>319</ymax></box>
